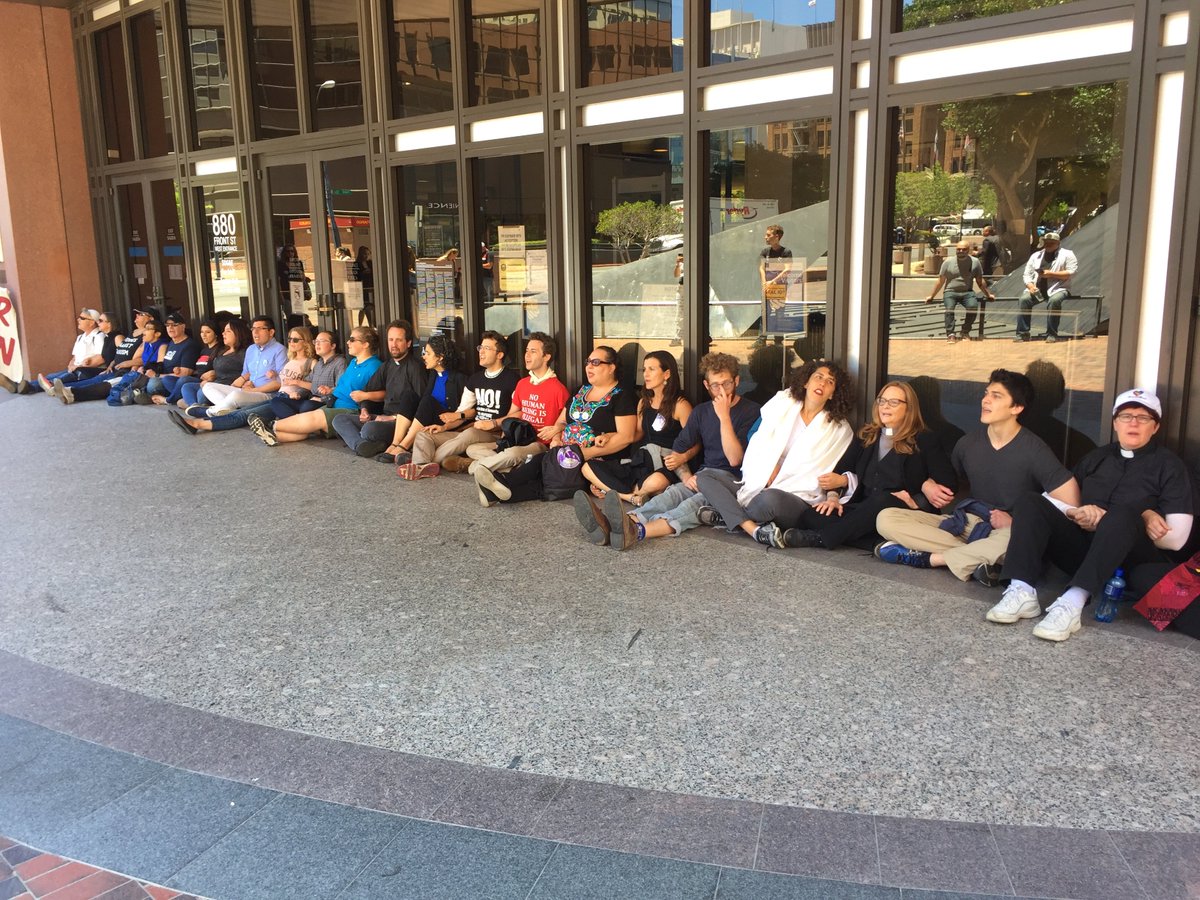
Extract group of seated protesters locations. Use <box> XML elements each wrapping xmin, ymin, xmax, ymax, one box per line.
<box><xmin>4</xmin><ymin>308</ymin><xmax>1194</xmax><ymax>645</ymax></box>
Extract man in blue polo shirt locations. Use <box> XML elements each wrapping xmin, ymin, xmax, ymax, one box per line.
<box><xmin>194</xmin><ymin>315</ymin><xmax>286</xmax><ymax>416</ymax></box>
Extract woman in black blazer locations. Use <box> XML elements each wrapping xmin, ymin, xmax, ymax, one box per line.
<box><xmin>782</xmin><ymin>380</ymin><xmax>957</xmax><ymax>550</ymax></box>
<box><xmin>385</xmin><ymin>333</ymin><xmax>467</xmax><ymax>475</ymax></box>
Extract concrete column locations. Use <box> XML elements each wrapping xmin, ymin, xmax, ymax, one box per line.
<box><xmin>0</xmin><ymin>1</ymin><xmax>101</xmax><ymax>378</ymax></box>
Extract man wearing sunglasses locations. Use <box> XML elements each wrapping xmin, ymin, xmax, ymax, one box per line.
<box><xmin>13</xmin><ymin>308</ymin><xmax>107</xmax><ymax>396</ymax></box>
<box><xmin>989</xmin><ymin>389</ymin><xmax>1193</xmax><ymax>642</ymax></box>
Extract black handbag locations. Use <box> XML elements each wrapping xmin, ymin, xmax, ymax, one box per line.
<box><xmin>540</xmin><ymin>444</ymin><xmax>586</xmax><ymax>501</ymax></box>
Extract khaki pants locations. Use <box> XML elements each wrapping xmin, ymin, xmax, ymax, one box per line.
<box><xmin>466</xmin><ymin>440</ymin><xmax>545</xmax><ymax>474</ymax></box>
<box><xmin>412</xmin><ymin>427</ymin><xmax>496</xmax><ymax>465</ymax></box>
<box><xmin>876</xmin><ymin>508</ymin><xmax>1011</xmax><ymax>582</ymax></box>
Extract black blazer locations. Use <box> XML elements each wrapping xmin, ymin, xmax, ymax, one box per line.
<box><xmin>835</xmin><ymin>430</ymin><xmax>957</xmax><ymax>509</ymax></box>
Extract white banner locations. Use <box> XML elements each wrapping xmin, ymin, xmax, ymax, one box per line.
<box><xmin>0</xmin><ymin>288</ymin><xmax>25</xmax><ymax>382</ymax></box>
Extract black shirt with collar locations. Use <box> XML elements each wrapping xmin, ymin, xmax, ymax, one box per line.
<box><xmin>366</xmin><ymin>352</ymin><xmax>428</xmax><ymax>414</ymax></box>
<box><xmin>1073</xmin><ymin>441</ymin><xmax>1193</xmax><ymax>515</ymax></box>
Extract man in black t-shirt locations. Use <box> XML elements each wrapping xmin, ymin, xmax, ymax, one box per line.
<box><xmin>412</xmin><ymin>331</ymin><xmax>519</xmax><ymax>471</ymax></box>
<box><xmin>993</xmin><ymin>389</ymin><xmax>1194</xmax><ymax>642</ymax></box>
<box><xmin>139</xmin><ymin>313</ymin><xmax>201</xmax><ymax>403</ymax></box>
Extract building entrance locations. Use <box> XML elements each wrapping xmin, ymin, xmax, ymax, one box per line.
<box><xmin>111</xmin><ymin>176</ymin><xmax>189</xmax><ymax>322</ymax></box>
<box><xmin>259</xmin><ymin>148</ymin><xmax>373</xmax><ymax>343</ymax></box>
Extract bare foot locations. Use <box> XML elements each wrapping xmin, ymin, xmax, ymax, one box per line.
<box><xmin>151</xmin><ymin>395</ymin><xmax>166</xmax><ymax>405</ymax></box>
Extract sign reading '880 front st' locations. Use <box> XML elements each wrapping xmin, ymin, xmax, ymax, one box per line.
<box><xmin>0</xmin><ymin>287</ymin><xmax>25</xmax><ymax>384</ymax></box>
<box><xmin>208</xmin><ymin>211</ymin><xmax>243</xmax><ymax>256</ymax></box>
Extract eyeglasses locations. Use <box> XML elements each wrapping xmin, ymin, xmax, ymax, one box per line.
<box><xmin>288</xmin><ymin>337</ymin><xmax>303</xmax><ymax>343</ymax></box>
<box><xmin>585</xmin><ymin>357</ymin><xmax>614</xmax><ymax>367</ymax></box>
<box><xmin>876</xmin><ymin>397</ymin><xmax>908</xmax><ymax>409</ymax></box>
<box><xmin>1115</xmin><ymin>413</ymin><xmax>1156</xmax><ymax>425</ymax></box>
<box><xmin>346</xmin><ymin>337</ymin><xmax>361</xmax><ymax>344</ymax></box>
<box><xmin>477</xmin><ymin>344</ymin><xmax>497</xmax><ymax>352</ymax></box>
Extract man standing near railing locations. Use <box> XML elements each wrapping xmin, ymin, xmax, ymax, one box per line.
<box><xmin>925</xmin><ymin>240</ymin><xmax>994</xmax><ymax>342</ymax></box>
<box><xmin>1015</xmin><ymin>231</ymin><xmax>1077</xmax><ymax>343</ymax></box>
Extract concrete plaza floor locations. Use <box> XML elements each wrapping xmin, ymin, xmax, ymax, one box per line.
<box><xmin>0</xmin><ymin>390</ymin><xmax>1198</xmax><ymax>899</ymax></box>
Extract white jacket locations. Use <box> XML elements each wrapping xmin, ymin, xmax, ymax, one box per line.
<box><xmin>736</xmin><ymin>389</ymin><xmax>854</xmax><ymax>506</ymax></box>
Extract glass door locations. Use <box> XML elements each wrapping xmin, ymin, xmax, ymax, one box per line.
<box><xmin>112</xmin><ymin>175</ymin><xmax>190</xmax><ymax>320</ymax></box>
<box><xmin>260</xmin><ymin>149</ymin><xmax>372</xmax><ymax>340</ymax></box>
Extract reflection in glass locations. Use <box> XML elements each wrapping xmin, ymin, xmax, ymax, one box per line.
<box><xmin>473</xmin><ymin>154</ymin><xmax>548</xmax><ymax>359</ymax></box>
<box><xmin>585</xmin><ymin>137</ymin><xmax>684</xmax><ymax>390</ymax></box>
<box><xmin>130</xmin><ymin>12</ymin><xmax>174</xmax><ymax>156</ymax></box>
<box><xmin>391</xmin><ymin>0</ymin><xmax>454</xmax><ymax>117</ymax></box>
<box><xmin>886</xmin><ymin>83</ymin><xmax>1127</xmax><ymax>463</ymax></box>
<box><xmin>95</xmin><ymin>25</ymin><xmax>134</xmax><ymax>163</ymax></box>
<box><xmin>399</xmin><ymin>163</ymin><xmax>462</xmax><ymax>341</ymax></box>
<box><xmin>708</xmin><ymin>0</ymin><xmax>835</xmax><ymax>64</ymax></box>
<box><xmin>197</xmin><ymin>181</ymin><xmax>247</xmax><ymax>315</ymax></box>
<box><xmin>265</xmin><ymin>164</ymin><xmax>314</xmax><ymax>324</ymax></box>
<box><xmin>707</xmin><ymin>117</ymin><xmax>832</xmax><ymax>400</ymax></box>
<box><xmin>899</xmin><ymin>0</ymin><xmax>1070</xmax><ymax>31</ymax></box>
<box><xmin>469</xmin><ymin>1</ymin><xmax>541</xmax><ymax>105</ymax></box>
<box><xmin>306</xmin><ymin>0</ymin><xmax>364</xmax><ymax>130</ymax></box>
<box><xmin>247</xmin><ymin>0</ymin><xmax>300</xmax><ymax>139</ymax></box>
<box><xmin>182</xmin><ymin>0</ymin><xmax>234</xmax><ymax>149</ymax></box>
<box><xmin>150</xmin><ymin>179</ymin><xmax>188</xmax><ymax>314</ymax></box>
<box><xmin>116</xmin><ymin>184</ymin><xmax>154</xmax><ymax>310</ymax></box>
<box><xmin>320</xmin><ymin>157</ymin><xmax>372</xmax><ymax>332</ymax></box>
<box><xmin>583</xmin><ymin>0</ymin><xmax>682</xmax><ymax>87</ymax></box>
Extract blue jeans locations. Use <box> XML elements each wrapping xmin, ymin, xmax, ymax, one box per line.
<box><xmin>1017</xmin><ymin>289</ymin><xmax>1065</xmax><ymax>337</ymax></box>
<box><xmin>180</xmin><ymin>381</ymin><xmax>209</xmax><ymax>407</ymax></box>
<box><xmin>269</xmin><ymin>396</ymin><xmax>325</xmax><ymax>421</ymax></box>
<box><xmin>942</xmin><ymin>290</ymin><xmax>978</xmax><ymax>336</ymax></box>
<box><xmin>332</xmin><ymin>415</ymin><xmax>395</xmax><ymax>453</ymax></box>
<box><xmin>165</xmin><ymin>375</ymin><xmax>199</xmax><ymax>405</ymax></box>
<box><xmin>208</xmin><ymin>401</ymin><xmax>276</xmax><ymax>431</ymax></box>
<box><xmin>634</xmin><ymin>481</ymin><xmax>708</xmax><ymax>536</ymax></box>
<box><xmin>27</xmin><ymin>367</ymin><xmax>100</xmax><ymax>392</ymax></box>
<box><xmin>105</xmin><ymin>372</ymin><xmax>144</xmax><ymax>406</ymax></box>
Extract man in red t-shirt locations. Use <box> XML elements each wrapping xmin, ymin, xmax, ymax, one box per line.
<box><xmin>466</xmin><ymin>331</ymin><xmax>570</xmax><ymax>475</ymax></box>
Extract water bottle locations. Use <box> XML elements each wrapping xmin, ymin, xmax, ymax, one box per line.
<box><xmin>1094</xmin><ymin>568</ymin><xmax>1125</xmax><ymax>622</ymax></box>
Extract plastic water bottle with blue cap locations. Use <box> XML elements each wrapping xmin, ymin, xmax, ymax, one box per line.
<box><xmin>1094</xmin><ymin>568</ymin><xmax>1125</xmax><ymax>622</ymax></box>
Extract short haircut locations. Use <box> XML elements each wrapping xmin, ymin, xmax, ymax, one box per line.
<box><xmin>479</xmin><ymin>330</ymin><xmax>507</xmax><ymax>359</ymax></box>
<box><xmin>353</xmin><ymin>325</ymin><xmax>380</xmax><ymax>355</ymax></box>
<box><xmin>699</xmin><ymin>351</ymin><xmax>740</xmax><ymax>381</ymax></box>
<box><xmin>387</xmin><ymin>319</ymin><xmax>414</xmax><ymax>343</ymax></box>
<box><xmin>527</xmin><ymin>331</ymin><xmax>555</xmax><ymax>362</ymax></box>
<box><xmin>988</xmin><ymin>368</ymin><xmax>1034</xmax><ymax>410</ymax></box>
<box><xmin>252</xmin><ymin>315</ymin><xmax>276</xmax><ymax>332</ymax></box>
<box><xmin>767</xmin><ymin>224</ymin><xmax>784</xmax><ymax>237</ymax></box>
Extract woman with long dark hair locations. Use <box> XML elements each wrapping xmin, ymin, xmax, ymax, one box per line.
<box><xmin>582</xmin><ymin>350</ymin><xmax>693</xmax><ymax>504</ymax></box>
<box><xmin>178</xmin><ymin>318</ymin><xmax>250</xmax><ymax>410</ymax></box>
<box><xmin>780</xmin><ymin>380</ymin><xmax>957</xmax><ymax>549</ymax></box>
<box><xmin>693</xmin><ymin>358</ymin><xmax>855</xmax><ymax>547</ymax></box>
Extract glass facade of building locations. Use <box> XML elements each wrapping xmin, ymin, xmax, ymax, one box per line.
<box><xmin>70</xmin><ymin>0</ymin><xmax>1200</xmax><ymax>456</ymax></box>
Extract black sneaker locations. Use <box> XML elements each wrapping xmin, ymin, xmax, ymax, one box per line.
<box><xmin>698</xmin><ymin>506</ymin><xmax>725</xmax><ymax>528</ymax></box>
<box><xmin>132</xmin><ymin>388</ymin><xmax>153</xmax><ymax>405</ymax></box>
<box><xmin>247</xmin><ymin>413</ymin><xmax>278</xmax><ymax>446</ymax></box>
<box><xmin>972</xmin><ymin>562</ymin><xmax>1003</xmax><ymax>588</ymax></box>
<box><xmin>753</xmin><ymin>523</ymin><xmax>785</xmax><ymax>548</ymax></box>
<box><xmin>782</xmin><ymin>528</ymin><xmax>824</xmax><ymax>548</ymax></box>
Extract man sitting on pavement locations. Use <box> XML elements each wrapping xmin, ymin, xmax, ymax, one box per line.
<box><xmin>1015</xmin><ymin>231</ymin><xmax>1077</xmax><ymax>343</ymax></box>
<box><xmin>576</xmin><ymin>352</ymin><xmax>761</xmax><ymax>550</ymax></box>
<box><xmin>874</xmin><ymin>368</ymin><xmax>1079</xmax><ymax>584</ymax></box>
<box><xmin>332</xmin><ymin>319</ymin><xmax>426</xmax><ymax>458</ymax></box>
<box><xmin>413</xmin><ymin>330</ymin><xmax>519</xmax><ymax>472</ymax></box>
<box><xmin>989</xmin><ymin>389</ymin><xmax>1193</xmax><ymax>642</ymax></box>
<box><xmin>925</xmin><ymin>240</ymin><xmax>994</xmax><ymax>342</ymax></box>
<box><xmin>464</xmin><ymin>332</ymin><xmax>570</xmax><ymax>475</ymax></box>
<box><xmin>138</xmin><ymin>312</ymin><xmax>200</xmax><ymax>404</ymax></box>
<box><xmin>17</xmin><ymin>309</ymin><xmax>108</xmax><ymax>396</ymax></box>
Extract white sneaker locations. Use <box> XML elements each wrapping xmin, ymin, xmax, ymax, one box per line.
<box><xmin>1032</xmin><ymin>601</ymin><xmax>1082</xmax><ymax>642</ymax></box>
<box><xmin>986</xmin><ymin>583</ymin><xmax>1040</xmax><ymax>623</ymax></box>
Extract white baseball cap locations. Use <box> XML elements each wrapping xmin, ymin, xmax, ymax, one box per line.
<box><xmin>1113</xmin><ymin>389</ymin><xmax>1162</xmax><ymax>419</ymax></box>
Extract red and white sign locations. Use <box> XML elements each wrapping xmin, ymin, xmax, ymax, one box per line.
<box><xmin>0</xmin><ymin>287</ymin><xmax>24</xmax><ymax>382</ymax></box>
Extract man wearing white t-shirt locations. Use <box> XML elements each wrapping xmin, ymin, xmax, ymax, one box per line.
<box><xmin>27</xmin><ymin>308</ymin><xmax>108</xmax><ymax>396</ymax></box>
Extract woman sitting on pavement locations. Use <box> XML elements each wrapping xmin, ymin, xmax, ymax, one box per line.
<box><xmin>582</xmin><ymin>350</ymin><xmax>693</xmax><ymax>504</ymax></box>
<box><xmin>252</xmin><ymin>326</ymin><xmax>381</xmax><ymax>446</ymax></box>
<box><xmin>778</xmin><ymin>380</ymin><xmax>958</xmax><ymax>550</ymax></box>
<box><xmin>266</xmin><ymin>329</ymin><xmax>347</xmax><ymax>420</ymax></box>
<box><xmin>379</xmin><ymin>334</ymin><xmax>467</xmax><ymax>474</ymax></box>
<box><xmin>694</xmin><ymin>359</ymin><xmax>855</xmax><ymax>547</ymax></box>
<box><xmin>153</xmin><ymin>319</ymin><xmax>221</xmax><ymax>405</ymax></box>
<box><xmin>167</xmin><ymin>326</ymin><xmax>316</xmax><ymax>436</ymax></box>
<box><xmin>178</xmin><ymin>318</ymin><xmax>250</xmax><ymax>410</ymax></box>
<box><xmin>474</xmin><ymin>346</ymin><xmax>637</xmax><ymax>505</ymax></box>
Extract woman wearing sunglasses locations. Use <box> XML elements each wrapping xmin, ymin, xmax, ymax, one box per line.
<box><xmin>780</xmin><ymin>380</ymin><xmax>957</xmax><ymax>550</ymax></box>
<box><xmin>474</xmin><ymin>346</ymin><xmax>637</xmax><ymax>504</ymax></box>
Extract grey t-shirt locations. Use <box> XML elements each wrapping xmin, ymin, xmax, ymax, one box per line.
<box><xmin>938</xmin><ymin>255</ymin><xmax>982</xmax><ymax>293</ymax></box>
<box><xmin>951</xmin><ymin>428</ymin><xmax>1072</xmax><ymax>511</ymax></box>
